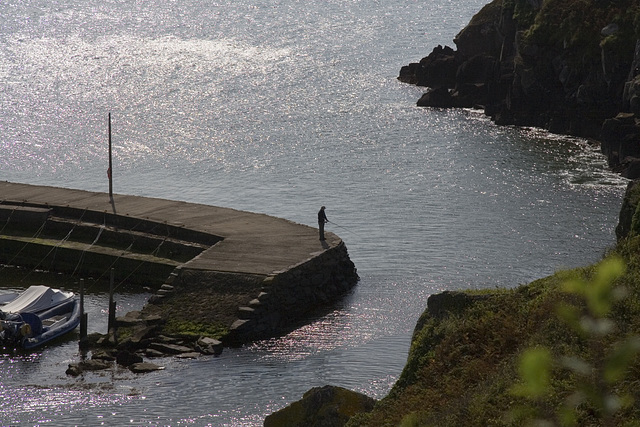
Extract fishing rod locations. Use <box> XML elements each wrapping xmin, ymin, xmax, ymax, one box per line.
<box><xmin>327</xmin><ymin>220</ymin><xmax>362</xmax><ymax>237</ymax></box>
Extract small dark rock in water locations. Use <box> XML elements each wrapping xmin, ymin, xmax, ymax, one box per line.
<box><xmin>176</xmin><ymin>352</ymin><xmax>201</xmax><ymax>359</ymax></box>
<box><xmin>196</xmin><ymin>336</ymin><xmax>223</xmax><ymax>356</ymax></box>
<box><xmin>264</xmin><ymin>385</ymin><xmax>376</xmax><ymax>427</ymax></box>
<box><xmin>115</xmin><ymin>312</ymin><xmax>145</xmax><ymax>327</ymax></box>
<box><xmin>145</xmin><ymin>348</ymin><xmax>165</xmax><ymax>358</ymax></box>
<box><xmin>65</xmin><ymin>364</ymin><xmax>83</xmax><ymax>377</ymax></box>
<box><xmin>116</xmin><ymin>350</ymin><xmax>144</xmax><ymax>367</ymax></box>
<box><xmin>148</xmin><ymin>342</ymin><xmax>193</xmax><ymax>354</ymax></box>
<box><xmin>129</xmin><ymin>362</ymin><xmax>165</xmax><ymax>373</ymax></box>
<box><xmin>91</xmin><ymin>349</ymin><xmax>117</xmax><ymax>362</ymax></box>
<box><xmin>66</xmin><ymin>359</ymin><xmax>112</xmax><ymax>376</ymax></box>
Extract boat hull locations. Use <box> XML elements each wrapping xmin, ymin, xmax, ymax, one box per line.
<box><xmin>21</xmin><ymin>298</ymin><xmax>81</xmax><ymax>349</ymax></box>
<box><xmin>0</xmin><ymin>286</ymin><xmax>81</xmax><ymax>349</ymax></box>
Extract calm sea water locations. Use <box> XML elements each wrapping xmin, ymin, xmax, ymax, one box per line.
<box><xmin>0</xmin><ymin>0</ymin><xmax>628</xmax><ymax>425</ymax></box>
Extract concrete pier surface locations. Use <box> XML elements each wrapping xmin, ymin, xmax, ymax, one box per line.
<box><xmin>0</xmin><ymin>181</ymin><xmax>340</xmax><ymax>275</ymax></box>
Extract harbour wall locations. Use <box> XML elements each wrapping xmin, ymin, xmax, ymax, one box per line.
<box><xmin>0</xmin><ymin>182</ymin><xmax>359</xmax><ymax>343</ymax></box>
<box><xmin>145</xmin><ymin>240</ymin><xmax>359</xmax><ymax>344</ymax></box>
<box><xmin>227</xmin><ymin>240</ymin><xmax>358</xmax><ymax>343</ymax></box>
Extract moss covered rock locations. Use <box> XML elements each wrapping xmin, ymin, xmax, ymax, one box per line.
<box><xmin>264</xmin><ymin>385</ymin><xmax>376</xmax><ymax>427</ymax></box>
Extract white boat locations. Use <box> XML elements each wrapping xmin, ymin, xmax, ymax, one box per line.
<box><xmin>0</xmin><ymin>285</ymin><xmax>81</xmax><ymax>349</ymax></box>
<box><xmin>1</xmin><ymin>285</ymin><xmax>74</xmax><ymax>314</ymax></box>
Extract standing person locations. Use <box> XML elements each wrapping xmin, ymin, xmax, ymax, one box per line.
<box><xmin>318</xmin><ymin>206</ymin><xmax>328</xmax><ymax>240</ymax></box>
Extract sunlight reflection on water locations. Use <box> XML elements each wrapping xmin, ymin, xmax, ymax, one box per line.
<box><xmin>0</xmin><ymin>0</ymin><xmax>629</xmax><ymax>424</ymax></box>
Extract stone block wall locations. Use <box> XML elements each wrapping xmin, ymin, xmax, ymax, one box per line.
<box><xmin>226</xmin><ymin>241</ymin><xmax>359</xmax><ymax>344</ymax></box>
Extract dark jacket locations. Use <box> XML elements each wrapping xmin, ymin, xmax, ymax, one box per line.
<box><xmin>318</xmin><ymin>208</ymin><xmax>328</xmax><ymax>224</ymax></box>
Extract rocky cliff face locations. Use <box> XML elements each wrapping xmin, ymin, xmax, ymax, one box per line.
<box><xmin>400</xmin><ymin>0</ymin><xmax>640</xmax><ymax>177</ymax></box>
<box><xmin>615</xmin><ymin>178</ymin><xmax>640</xmax><ymax>240</ymax></box>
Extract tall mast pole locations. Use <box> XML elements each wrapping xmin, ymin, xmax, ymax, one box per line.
<box><xmin>108</xmin><ymin>112</ymin><xmax>113</xmax><ymax>200</ymax></box>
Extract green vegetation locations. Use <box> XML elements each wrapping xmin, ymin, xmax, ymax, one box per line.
<box><xmin>349</xmin><ymin>1</ymin><xmax>640</xmax><ymax>424</ymax></box>
<box><xmin>508</xmin><ymin>256</ymin><xmax>640</xmax><ymax>426</ymax></box>
<box><xmin>507</xmin><ymin>0</ymin><xmax>537</xmax><ymax>29</ymax></box>
<box><xmin>163</xmin><ymin>318</ymin><xmax>228</xmax><ymax>340</ymax></box>
<box><xmin>508</xmin><ymin>0</ymin><xmax>640</xmax><ymax>67</ymax></box>
<box><xmin>347</xmin><ymin>1</ymin><xmax>640</xmax><ymax>425</ymax></box>
<box><xmin>347</xmin><ymin>240</ymin><xmax>640</xmax><ymax>426</ymax></box>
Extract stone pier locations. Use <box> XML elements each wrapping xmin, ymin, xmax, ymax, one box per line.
<box><xmin>0</xmin><ymin>181</ymin><xmax>358</xmax><ymax>344</ymax></box>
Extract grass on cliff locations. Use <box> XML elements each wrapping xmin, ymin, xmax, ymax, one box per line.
<box><xmin>163</xmin><ymin>318</ymin><xmax>228</xmax><ymax>340</ymax></box>
<box><xmin>520</xmin><ymin>0</ymin><xmax>640</xmax><ymax>62</ymax></box>
<box><xmin>347</xmin><ymin>239</ymin><xmax>640</xmax><ymax>427</ymax></box>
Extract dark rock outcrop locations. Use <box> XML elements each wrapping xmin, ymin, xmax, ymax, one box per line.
<box><xmin>602</xmin><ymin>112</ymin><xmax>640</xmax><ymax>177</ymax></box>
<box><xmin>399</xmin><ymin>45</ymin><xmax>460</xmax><ymax>88</ymax></box>
<box><xmin>264</xmin><ymin>385</ymin><xmax>376</xmax><ymax>427</ymax></box>
<box><xmin>426</xmin><ymin>290</ymin><xmax>489</xmax><ymax>320</ymax></box>
<box><xmin>400</xmin><ymin>0</ymin><xmax>640</xmax><ymax>176</ymax></box>
<box><xmin>616</xmin><ymin>179</ymin><xmax>640</xmax><ymax>240</ymax></box>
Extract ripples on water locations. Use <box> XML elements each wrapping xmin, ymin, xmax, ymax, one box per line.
<box><xmin>0</xmin><ymin>0</ymin><xmax>629</xmax><ymax>425</ymax></box>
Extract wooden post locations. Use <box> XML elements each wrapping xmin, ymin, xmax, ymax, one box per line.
<box><xmin>108</xmin><ymin>268</ymin><xmax>116</xmax><ymax>333</ymax></box>
<box><xmin>108</xmin><ymin>112</ymin><xmax>113</xmax><ymax>200</ymax></box>
<box><xmin>79</xmin><ymin>279</ymin><xmax>88</xmax><ymax>349</ymax></box>
<box><xmin>79</xmin><ymin>279</ymin><xmax>84</xmax><ymax>326</ymax></box>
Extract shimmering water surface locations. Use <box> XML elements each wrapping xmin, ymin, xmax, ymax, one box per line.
<box><xmin>0</xmin><ymin>0</ymin><xmax>628</xmax><ymax>425</ymax></box>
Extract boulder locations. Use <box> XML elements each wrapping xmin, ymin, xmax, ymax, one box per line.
<box><xmin>116</xmin><ymin>311</ymin><xmax>164</xmax><ymax>326</ymax></box>
<box><xmin>65</xmin><ymin>364</ymin><xmax>83</xmax><ymax>377</ymax></box>
<box><xmin>66</xmin><ymin>359</ymin><xmax>111</xmax><ymax>376</ymax></box>
<box><xmin>95</xmin><ymin>329</ymin><xmax>118</xmax><ymax>347</ymax></box>
<box><xmin>129</xmin><ymin>362</ymin><xmax>165</xmax><ymax>373</ymax></box>
<box><xmin>145</xmin><ymin>348</ymin><xmax>165</xmax><ymax>358</ymax></box>
<box><xmin>176</xmin><ymin>352</ymin><xmax>201</xmax><ymax>359</ymax></box>
<box><xmin>264</xmin><ymin>385</ymin><xmax>376</xmax><ymax>427</ymax></box>
<box><xmin>91</xmin><ymin>349</ymin><xmax>117</xmax><ymax>362</ymax></box>
<box><xmin>195</xmin><ymin>336</ymin><xmax>223</xmax><ymax>356</ymax></box>
<box><xmin>148</xmin><ymin>342</ymin><xmax>193</xmax><ymax>355</ymax></box>
<box><xmin>148</xmin><ymin>294</ymin><xmax>165</xmax><ymax>304</ymax></box>
<box><xmin>116</xmin><ymin>350</ymin><xmax>144</xmax><ymax>367</ymax></box>
<box><xmin>417</xmin><ymin>87</ymin><xmax>456</xmax><ymax>108</ymax></box>
<box><xmin>124</xmin><ymin>324</ymin><xmax>162</xmax><ymax>347</ymax></box>
<box><xmin>398</xmin><ymin>45</ymin><xmax>459</xmax><ymax>88</ymax></box>
<box><xmin>85</xmin><ymin>332</ymin><xmax>106</xmax><ymax>347</ymax></box>
<box><xmin>115</xmin><ymin>311</ymin><xmax>145</xmax><ymax>327</ymax></box>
